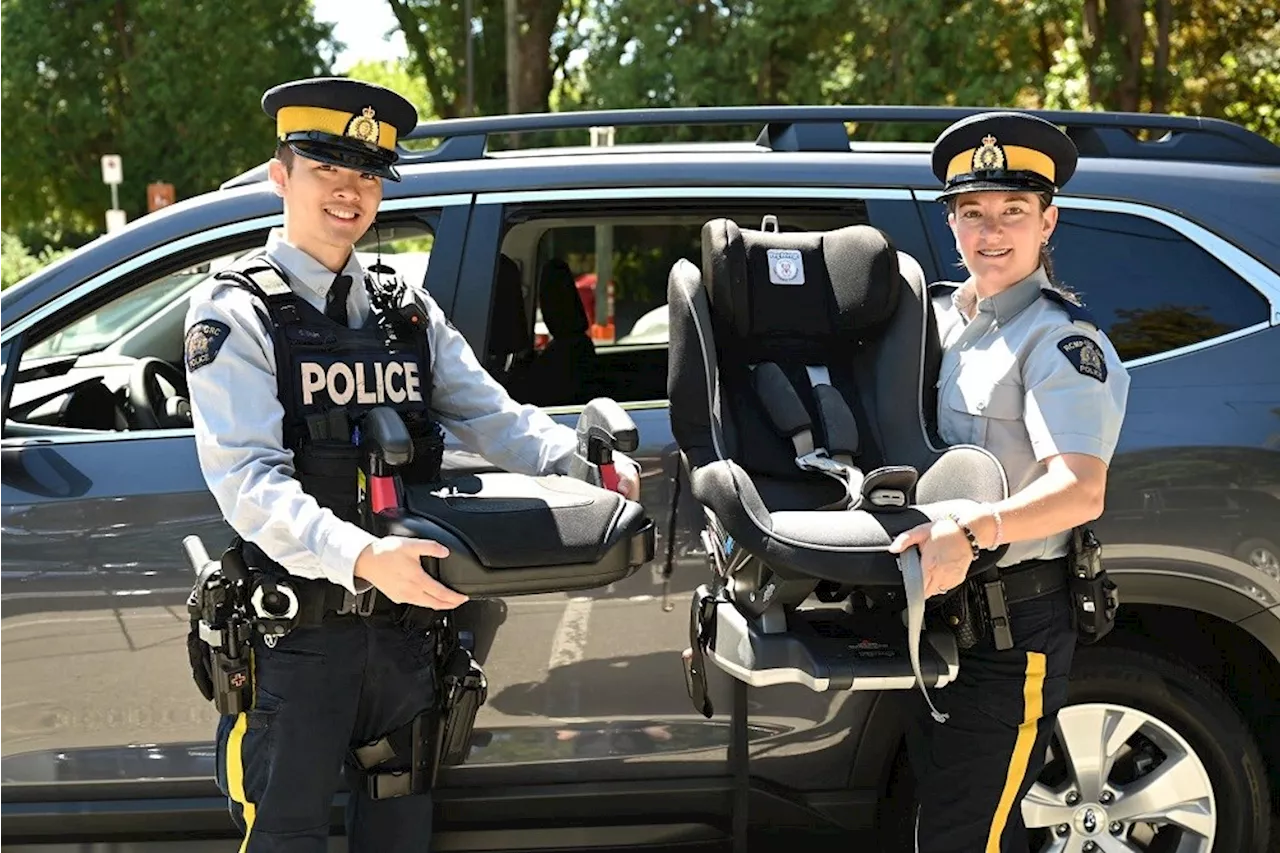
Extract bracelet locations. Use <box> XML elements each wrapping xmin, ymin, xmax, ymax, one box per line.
<box><xmin>986</xmin><ymin>504</ymin><xmax>1004</xmax><ymax>548</ymax></box>
<box><xmin>946</xmin><ymin>513</ymin><xmax>981</xmax><ymax>560</ymax></box>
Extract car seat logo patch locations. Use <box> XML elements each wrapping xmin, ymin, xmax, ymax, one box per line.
<box><xmin>1057</xmin><ymin>334</ymin><xmax>1108</xmax><ymax>383</ymax></box>
<box><xmin>184</xmin><ymin>320</ymin><xmax>231</xmax><ymax>373</ymax></box>
<box><xmin>767</xmin><ymin>249</ymin><xmax>804</xmax><ymax>285</ymax></box>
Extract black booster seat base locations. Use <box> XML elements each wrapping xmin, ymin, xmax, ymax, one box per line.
<box><xmin>360</xmin><ymin>399</ymin><xmax>655</xmax><ymax>598</ymax></box>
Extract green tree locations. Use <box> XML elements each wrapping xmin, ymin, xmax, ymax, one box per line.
<box><xmin>386</xmin><ymin>0</ymin><xmax>573</xmax><ymax>121</ymax></box>
<box><xmin>574</xmin><ymin>0</ymin><xmax>1049</xmax><ymax>142</ymax></box>
<box><xmin>1</xmin><ymin>0</ymin><xmax>338</xmax><ymax>244</ymax></box>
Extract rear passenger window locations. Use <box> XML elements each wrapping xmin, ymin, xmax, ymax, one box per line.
<box><xmin>923</xmin><ymin>205</ymin><xmax>1271</xmax><ymax>361</ymax></box>
<box><xmin>495</xmin><ymin>199</ymin><xmax>925</xmax><ymax>408</ymax></box>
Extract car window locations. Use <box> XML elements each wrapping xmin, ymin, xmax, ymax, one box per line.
<box><xmin>6</xmin><ymin>216</ymin><xmax>439</xmax><ymax>437</ymax></box>
<box><xmin>22</xmin><ymin>261</ymin><xmax>235</xmax><ymax>361</ymax></box>
<box><xmin>922</xmin><ymin>203</ymin><xmax>1271</xmax><ymax>361</ymax></box>
<box><xmin>497</xmin><ymin>199</ymin><xmax>920</xmax><ymax>408</ymax></box>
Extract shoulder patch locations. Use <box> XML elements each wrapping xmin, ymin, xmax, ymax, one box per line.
<box><xmin>1041</xmin><ymin>288</ymin><xmax>1096</xmax><ymax>328</ymax></box>
<box><xmin>1056</xmin><ymin>334</ymin><xmax>1108</xmax><ymax>383</ymax></box>
<box><xmin>184</xmin><ymin>320</ymin><xmax>231</xmax><ymax>373</ymax></box>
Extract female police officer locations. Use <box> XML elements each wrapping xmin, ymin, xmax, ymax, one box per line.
<box><xmin>887</xmin><ymin>112</ymin><xmax>1131</xmax><ymax>852</ymax></box>
<box><xmin>183</xmin><ymin>77</ymin><xmax>637</xmax><ymax>852</ymax></box>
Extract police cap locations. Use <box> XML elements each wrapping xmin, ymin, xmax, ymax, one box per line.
<box><xmin>931</xmin><ymin>111</ymin><xmax>1078</xmax><ymax>201</ymax></box>
<box><xmin>262</xmin><ymin>77</ymin><xmax>419</xmax><ymax>182</ymax></box>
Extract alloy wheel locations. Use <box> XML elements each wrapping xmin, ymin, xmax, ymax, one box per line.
<box><xmin>1023</xmin><ymin>702</ymin><xmax>1216</xmax><ymax>853</ymax></box>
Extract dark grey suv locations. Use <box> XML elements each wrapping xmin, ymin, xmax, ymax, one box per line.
<box><xmin>3</xmin><ymin>107</ymin><xmax>1279</xmax><ymax>853</ymax></box>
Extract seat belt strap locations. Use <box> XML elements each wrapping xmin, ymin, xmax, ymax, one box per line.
<box><xmin>899</xmin><ymin>548</ymin><xmax>949</xmax><ymax>724</ymax></box>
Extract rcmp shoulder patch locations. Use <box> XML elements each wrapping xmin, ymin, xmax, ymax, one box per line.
<box><xmin>1056</xmin><ymin>334</ymin><xmax>1108</xmax><ymax>383</ymax></box>
<box><xmin>184</xmin><ymin>320</ymin><xmax>230</xmax><ymax>373</ymax></box>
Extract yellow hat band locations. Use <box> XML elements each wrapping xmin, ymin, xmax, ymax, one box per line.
<box><xmin>276</xmin><ymin>105</ymin><xmax>397</xmax><ymax>152</ymax></box>
<box><xmin>946</xmin><ymin>144</ymin><xmax>1055</xmax><ymax>185</ymax></box>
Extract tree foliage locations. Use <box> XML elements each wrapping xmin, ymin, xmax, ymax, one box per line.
<box><xmin>0</xmin><ymin>0</ymin><xmax>337</xmax><ymax>244</ymax></box>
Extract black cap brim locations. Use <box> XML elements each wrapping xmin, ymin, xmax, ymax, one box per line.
<box><xmin>286</xmin><ymin>136</ymin><xmax>401</xmax><ymax>181</ymax></box>
<box><xmin>936</xmin><ymin>171</ymin><xmax>1057</xmax><ymax>201</ymax></box>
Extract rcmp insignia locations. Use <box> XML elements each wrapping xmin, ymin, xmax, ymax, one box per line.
<box><xmin>972</xmin><ymin>134</ymin><xmax>1006</xmax><ymax>171</ymax></box>
<box><xmin>184</xmin><ymin>320</ymin><xmax>230</xmax><ymax>373</ymax></box>
<box><xmin>345</xmin><ymin>106</ymin><xmax>380</xmax><ymax>145</ymax></box>
<box><xmin>1057</xmin><ymin>334</ymin><xmax>1107</xmax><ymax>383</ymax></box>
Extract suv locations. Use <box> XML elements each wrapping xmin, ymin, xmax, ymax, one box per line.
<box><xmin>3</xmin><ymin>107</ymin><xmax>1278</xmax><ymax>853</ymax></box>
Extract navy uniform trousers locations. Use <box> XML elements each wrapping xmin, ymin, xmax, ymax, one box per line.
<box><xmin>906</xmin><ymin>586</ymin><xmax>1076</xmax><ymax>853</ymax></box>
<box><xmin>214</xmin><ymin>610</ymin><xmax>437</xmax><ymax>852</ymax></box>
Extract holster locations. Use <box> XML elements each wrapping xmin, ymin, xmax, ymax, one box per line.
<box><xmin>433</xmin><ymin>643</ymin><xmax>487</xmax><ymax>776</ymax></box>
<box><xmin>1068</xmin><ymin>526</ymin><xmax>1119</xmax><ymax>645</ymax></box>
<box><xmin>934</xmin><ymin>580</ymin><xmax>990</xmax><ymax>651</ymax></box>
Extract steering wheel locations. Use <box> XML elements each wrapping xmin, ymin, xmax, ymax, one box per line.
<box><xmin>128</xmin><ymin>357</ymin><xmax>191</xmax><ymax>430</ymax></box>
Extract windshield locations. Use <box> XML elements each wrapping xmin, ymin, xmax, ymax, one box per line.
<box><xmin>23</xmin><ymin>266</ymin><xmax>218</xmax><ymax>360</ymax></box>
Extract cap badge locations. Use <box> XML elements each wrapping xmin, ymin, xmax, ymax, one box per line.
<box><xmin>346</xmin><ymin>106</ymin><xmax>380</xmax><ymax>145</ymax></box>
<box><xmin>972</xmin><ymin>134</ymin><xmax>1006</xmax><ymax>171</ymax></box>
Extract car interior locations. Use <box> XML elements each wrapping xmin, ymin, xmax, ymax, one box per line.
<box><xmin>491</xmin><ymin>203</ymin><xmax>878</xmax><ymax>410</ymax></box>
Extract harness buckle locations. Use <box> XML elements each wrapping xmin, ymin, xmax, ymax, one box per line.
<box><xmin>338</xmin><ymin>588</ymin><xmax>378</xmax><ymax>617</ymax></box>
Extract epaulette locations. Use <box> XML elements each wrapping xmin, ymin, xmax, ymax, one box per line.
<box><xmin>1040</xmin><ymin>288</ymin><xmax>1097</xmax><ymax>329</ymax></box>
<box><xmin>928</xmin><ymin>281</ymin><xmax>961</xmax><ymax>297</ymax></box>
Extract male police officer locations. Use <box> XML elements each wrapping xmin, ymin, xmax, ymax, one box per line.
<box><xmin>183</xmin><ymin>77</ymin><xmax>638</xmax><ymax>852</ymax></box>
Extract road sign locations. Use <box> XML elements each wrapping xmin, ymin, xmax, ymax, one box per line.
<box><xmin>101</xmin><ymin>155</ymin><xmax>123</xmax><ymax>185</ymax></box>
<box><xmin>147</xmin><ymin>182</ymin><xmax>175</xmax><ymax>212</ymax></box>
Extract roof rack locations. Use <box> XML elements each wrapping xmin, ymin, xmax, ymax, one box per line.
<box><xmin>397</xmin><ymin>105</ymin><xmax>1280</xmax><ymax>167</ymax></box>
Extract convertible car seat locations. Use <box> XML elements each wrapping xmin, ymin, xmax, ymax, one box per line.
<box><xmin>667</xmin><ymin>216</ymin><xmax>1009</xmax><ymax>721</ymax></box>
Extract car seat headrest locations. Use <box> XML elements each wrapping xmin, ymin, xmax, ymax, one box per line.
<box><xmin>701</xmin><ymin>219</ymin><xmax>901</xmax><ymax>355</ymax></box>
<box><xmin>489</xmin><ymin>254</ymin><xmax>531</xmax><ymax>357</ymax></box>
<box><xmin>539</xmin><ymin>259</ymin><xmax>589</xmax><ymax>338</ymax></box>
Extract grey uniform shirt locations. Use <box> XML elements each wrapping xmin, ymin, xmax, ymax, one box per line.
<box><xmin>184</xmin><ymin>229</ymin><xmax>578</xmax><ymax>594</ymax></box>
<box><xmin>931</xmin><ymin>266</ymin><xmax>1130</xmax><ymax>566</ymax></box>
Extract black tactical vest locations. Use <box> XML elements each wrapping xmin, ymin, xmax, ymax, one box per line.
<box><xmin>214</xmin><ymin>253</ymin><xmax>445</xmax><ymax>525</ymax></box>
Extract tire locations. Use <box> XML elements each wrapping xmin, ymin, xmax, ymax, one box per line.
<box><xmin>1025</xmin><ymin>646</ymin><xmax>1272</xmax><ymax>853</ymax></box>
<box><xmin>876</xmin><ymin>646</ymin><xmax>1274</xmax><ymax>852</ymax></box>
<box><xmin>1234</xmin><ymin>537</ymin><xmax>1280</xmax><ymax>581</ymax></box>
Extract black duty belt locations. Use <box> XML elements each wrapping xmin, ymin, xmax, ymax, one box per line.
<box><xmin>999</xmin><ymin>557</ymin><xmax>1069</xmax><ymax>605</ymax></box>
<box><xmin>288</xmin><ymin>576</ymin><xmax>401</xmax><ymax>624</ymax></box>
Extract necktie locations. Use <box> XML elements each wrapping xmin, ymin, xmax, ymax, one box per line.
<box><xmin>326</xmin><ymin>275</ymin><xmax>352</xmax><ymax>326</ymax></box>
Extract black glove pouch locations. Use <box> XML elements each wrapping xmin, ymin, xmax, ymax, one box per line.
<box><xmin>932</xmin><ymin>580</ymin><xmax>990</xmax><ymax>651</ymax></box>
<box><xmin>186</xmin><ymin>623</ymin><xmax>215</xmax><ymax>701</ymax></box>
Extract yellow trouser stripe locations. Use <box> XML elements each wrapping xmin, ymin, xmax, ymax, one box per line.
<box><xmin>227</xmin><ymin>713</ymin><xmax>256</xmax><ymax>853</ymax></box>
<box><xmin>227</xmin><ymin>651</ymin><xmax>258</xmax><ymax>853</ymax></box>
<box><xmin>985</xmin><ymin>651</ymin><xmax>1046</xmax><ymax>853</ymax></box>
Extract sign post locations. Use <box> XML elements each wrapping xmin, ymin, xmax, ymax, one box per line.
<box><xmin>589</xmin><ymin>127</ymin><xmax>616</xmax><ymax>342</ymax></box>
<box><xmin>101</xmin><ymin>154</ymin><xmax>125</xmax><ymax>232</ymax></box>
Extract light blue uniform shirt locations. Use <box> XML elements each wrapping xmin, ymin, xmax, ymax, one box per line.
<box><xmin>931</xmin><ymin>266</ymin><xmax>1131</xmax><ymax>566</ymax></box>
<box><xmin>184</xmin><ymin>229</ymin><xmax>577</xmax><ymax>593</ymax></box>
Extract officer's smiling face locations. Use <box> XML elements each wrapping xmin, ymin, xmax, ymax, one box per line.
<box><xmin>949</xmin><ymin>191</ymin><xmax>1058</xmax><ymax>293</ymax></box>
<box><xmin>270</xmin><ymin>152</ymin><xmax>382</xmax><ymax>270</ymax></box>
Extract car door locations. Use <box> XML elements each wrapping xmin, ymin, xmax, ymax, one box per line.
<box><xmin>433</xmin><ymin>186</ymin><xmax>935</xmax><ymax>807</ymax></box>
<box><xmin>0</xmin><ymin>200</ymin><xmax>469</xmax><ymax>799</ymax></box>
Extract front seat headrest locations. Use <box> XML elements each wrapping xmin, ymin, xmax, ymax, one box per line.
<box><xmin>701</xmin><ymin>219</ymin><xmax>901</xmax><ymax>360</ymax></box>
<box><xmin>539</xmin><ymin>259</ymin><xmax>589</xmax><ymax>338</ymax></box>
<box><xmin>488</xmin><ymin>254</ymin><xmax>531</xmax><ymax>358</ymax></box>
